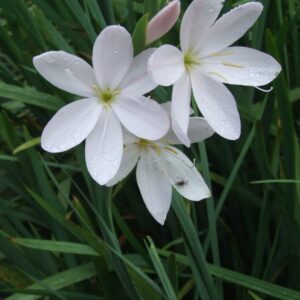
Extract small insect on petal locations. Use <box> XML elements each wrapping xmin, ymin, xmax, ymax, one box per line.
<box><xmin>175</xmin><ymin>178</ymin><xmax>189</xmax><ymax>187</ymax></box>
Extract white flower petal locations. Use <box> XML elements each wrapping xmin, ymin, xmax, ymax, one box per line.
<box><xmin>148</xmin><ymin>45</ymin><xmax>185</xmax><ymax>86</ymax></box>
<box><xmin>161</xmin><ymin>130</ymin><xmax>180</xmax><ymax>145</ymax></box>
<box><xmin>41</xmin><ymin>98</ymin><xmax>102</xmax><ymax>153</ymax></box>
<box><xmin>187</xmin><ymin>117</ymin><xmax>215</xmax><ymax>143</ymax></box>
<box><xmin>180</xmin><ymin>0</ymin><xmax>224</xmax><ymax>53</ymax></box>
<box><xmin>201</xmin><ymin>46</ymin><xmax>281</xmax><ymax>86</ymax></box>
<box><xmin>199</xmin><ymin>2</ymin><xmax>263</xmax><ymax>57</ymax></box>
<box><xmin>33</xmin><ymin>51</ymin><xmax>97</xmax><ymax>97</ymax></box>
<box><xmin>113</xmin><ymin>95</ymin><xmax>170</xmax><ymax>140</ymax></box>
<box><xmin>92</xmin><ymin>26</ymin><xmax>133</xmax><ymax>90</ymax></box>
<box><xmin>161</xmin><ymin>101</ymin><xmax>193</xmax><ymax>116</ymax></box>
<box><xmin>85</xmin><ymin>109</ymin><xmax>123</xmax><ymax>185</ymax></box>
<box><xmin>136</xmin><ymin>150</ymin><xmax>172</xmax><ymax>225</ymax></box>
<box><xmin>161</xmin><ymin>146</ymin><xmax>211</xmax><ymax>201</ymax></box>
<box><xmin>106</xmin><ymin>144</ymin><xmax>140</xmax><ymax>187</ymax></box>
<box><xmin>171</xmin><ymin>74</ymin><xmax>192</xmax><ymax>147</ymax></box>
<box><xmin>120</xmin><ymin>48</ymin><xmax>157</xmax><ymax>97</ymax></box>
<box><xmin>162</xmin><ymin>117</ymin><xmax>214</xmax><ymax>145</ymax></box>
<box><xmin>123</xmin><ymin>128</ymin><xmax>140</xmax><ymax>145</ymax></box>
<box><xmin>191</xmin><ymin>70</ymin><xmax>241</xmax><ymax>140</ymax></box>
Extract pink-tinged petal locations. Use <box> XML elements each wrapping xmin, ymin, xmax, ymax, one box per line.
<box><xmin>201</xmin><ymin>46</ymin><xmax>281</xmax><ymax>86</ymax></box>
<box><xmin>120</xmin><ymin>48</ymin><xmax>157</xmax><ymax>97</ymax></box>
<box><xmin>148</xmin><ymin>45</ymin><xmax>185</xmax><ymax>86</ymax></box>
<box><xmin>171</xmin><ymin>74</ymin><xmax>192</xmax><ymax>147</ymax></box>
<box><xmin>191</xmin><ymin>69</ymin><xmax>241</xmax><ymax>140</ymax></box>
<box><xmin>33</xmin><ymin>51</ymin><xmax>97</xmax><ymax>97</ymax></box>
<box><xmin>199</xmin><ymin>2</ymin><xmax>263</xmax><ymax>56</ymax></box>
<box><xmin>41</xmin><ymin>98</ymin><xmax>102</xmax><ymax>153</ymax></box>
<box><xmin>106</xmin><ymin>144</ymin><xmax>140</xmax><ymax>187</ymax></box>
<box><xmin>136</xmin><ymin>150</ymin><xmax>172</xmax><ymax>225</ymax></box>
<box><xmin>180</xmin><ymin>0</ymin><xmax>224</xmax><ymax>53</ymax></box>
<box><xmin>112</xmin><ymin>95</ymin><xmax>170</xmax><ymax>140</ymax></box>
<box><xmin>161</xmin><ymin>146</ymin><xmax>211</xmax><ymax>201</ymax></box>
<box><xmin>92</xmin><ymin>26</ymin><xmax>133</xmax><ymax>90</ymax></box>
<box><xmin>85</xmin><ymin>109</ymin><xmax>123</xmax><ymax>185</ymax></box>
<box><xmin>146</xmin><ymin>0</ymin><xmax>181</xmax><ymax>44</ymax></box>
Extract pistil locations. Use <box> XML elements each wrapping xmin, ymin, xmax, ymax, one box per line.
<box><xmin>93</xmin><ymin>85</ymin><xmax>120</xmax><ymax>107</ymax></box>
<box><xmin>184</xmin><ymin>53</ymin><xmax>200</xmax><ymax>71</ymax></box>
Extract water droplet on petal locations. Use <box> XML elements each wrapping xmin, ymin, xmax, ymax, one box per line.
<box><xmin>249</xmin><ymin>72</ymin><xmax>255</xmax><ymax>78</ymax></box>
<box><xmin>65</xmin><ymin>68</ymin><xmax>74</xmax><ymax>76</ymax></box>
<box><xmin>46</xmin><ymin>55</ymin><xmax>58</xmax><ymax>63</ymax></box>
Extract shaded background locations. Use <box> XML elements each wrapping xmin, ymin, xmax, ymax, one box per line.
<box><xmin>0</xmin><ymin>0</ymin><xmax>299</xmax><ymax>299</ymax></box>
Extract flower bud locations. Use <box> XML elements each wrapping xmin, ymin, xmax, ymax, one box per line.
<box><xmin>146</xmin><ymin>0</ymin><xmax>181</xmax><ymax>45</ymax></box>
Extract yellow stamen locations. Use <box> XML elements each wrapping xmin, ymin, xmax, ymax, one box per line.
<box><xmin>210</xmin><ymin>50</ymin><xmax>234</xmax><ymax>57</ymax></box>
<box><xmin>222</xmin><ymin>62</ymin><xmax>244</xmax><ymax>68</ymax></box>
<box><xmin>163</xmin><ymin>146</ymin><xmax>178</xmax><ymax>154</ymax></box>
<box><xmin>92</xmin><ymin>85</ymin><xmax>120</xmax><ymax>106</ymax></box>
<box><xmin>136</xmin><ymin>139</ymin><xmax>161</xmax><ymax>155</ymax></box>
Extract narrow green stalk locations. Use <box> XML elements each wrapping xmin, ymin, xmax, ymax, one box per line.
<box><xmin>102</xmin><ymin>0</ymin><xmax>115</xmax><ymax>24</ymax></box>
<box><xmin>126</xmin><ymin>0</ymin><xmax>136</xmax><ymax>31</ymax></box>
<box><xmin>172</xmin><ymin>193</ymin><xmax>218</xmax><ymax>300</ymax></box>
<box><xmin>199</xmin><ymin>142</ymin><xmax>223</xmax><ymax>299</ymax></box>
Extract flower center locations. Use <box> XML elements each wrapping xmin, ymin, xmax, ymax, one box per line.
<box><xmin>93</xmin><ymin>85</ymin><xmax>120</xmax><ymax>106</ymax></box>
<box><xmin>136</xmin><ymin>139</ymin><xmax>161</xmax><ymax>155</ymax></box>
<box><xmin>184</xmin><ymin>53</ymin><xmax>200</xmax><ymax>71</ymax></box>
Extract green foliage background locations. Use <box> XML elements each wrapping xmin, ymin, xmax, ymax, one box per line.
<box><xmin>0</xmin><ymin>0</ymin><xmax>299</xmax><ymax>299</ymax></box>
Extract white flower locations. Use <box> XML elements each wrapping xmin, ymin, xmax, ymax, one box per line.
<box><xmin>33</xmin><ymin>25</ymin><xmax>170</xmax><ymax>185</ymax></box>
<box><xmin>148</xmin><ymin>0</ymin><xmax>281</xmax><ymax>146</ymax></box>
<box><xmin>107</xmin><ymin>102</ymin><xmax>214</xmax><ymax>224</ymax></box>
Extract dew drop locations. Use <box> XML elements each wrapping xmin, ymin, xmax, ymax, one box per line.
<box><xmin>46</xmin><ymin>56</ymin><xmax>58</xmax><ymax>63</ymax></box>
<box><xmin>248</xmin><ymin>72</ymin><xmax>255</xmax><ymax>78</ymax></box>
<box><xmin>112</xmin><ymin>161</ymin><xmax>118</xmax><ymax>168</ymax></box>
<box><xmin>113</xmin><ymin>49</ymin><xmax>119</xmax><ymax>54</ymax></box>
<box><xmin>65</xmin><ymin>68</ymin><xmax>74</xmax><ymax>76</ymax></box>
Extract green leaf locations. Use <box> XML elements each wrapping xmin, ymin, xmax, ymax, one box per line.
<box><xmin>6</xmin><ymin>263</ymin><xmax>97</xmax><ymax>300</ymax></box>
<box><xmin>132</xmin><ymin>14</ymin><xmax>149</xmax><ymax>55</ymax></box>
<box><xmin>158</xmin><ymin>250</ymin><xmax>300</xmax><ymax>300</ymax></box>
<box><xmin>146</xmin><ymin>237</ymin><xmax>177</xmax><ymax>300</ymax></box>
<box><xmin>250</xmin><ymin>179</ymin><xmax>300</xmax><ymax>184</ymax></box>
<box><xmin>11</xmin><ymin>238</ymin><xmax>99</xmax><ymax>256</ymax></box>
<box><xmin>0</xmin><ymin>82</ymin><xmax>63</xmax><ymax>110</ymax></box>
<box><xmin>172</xmin><ymin>193</ymin><xmax>218</xmax><ymax>300</ymax></box>
<box><xmin>290</xmin><ymin>87</ymin><xmax>300</xmax><ymax>102</ymax></box>
<box><xmin>63</xmin><ymin>0</ymin><xmax>97</xmax><ymax>43</ymax></box>
<box><xmin>13</xmin><ymin>138</ymin><xmax>41</xmax><ymax>155</ymax></box>
<box><xmin>209</xmin><ymin>264</ymin><xmax>300</xmax><ymax>300</ymax></box>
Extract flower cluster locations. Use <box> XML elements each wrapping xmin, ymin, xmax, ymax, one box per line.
<box><xmin>33</xmin><ymin>0</ymin><xmax>281</xmax><ymax>224</ymax></box>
